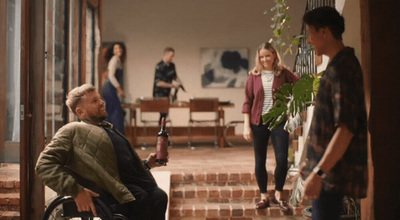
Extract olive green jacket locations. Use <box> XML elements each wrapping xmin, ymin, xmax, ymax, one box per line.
<box><xmin>35</xmin><ymin>120</ymin><xmax>145</xmax><ymax>204</ymax></box>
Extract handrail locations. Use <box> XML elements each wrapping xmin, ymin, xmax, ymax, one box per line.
<box><xmin>293</xmin><ymin>0</ymin><xmax>336</xmax><ymax>76</ymax></box>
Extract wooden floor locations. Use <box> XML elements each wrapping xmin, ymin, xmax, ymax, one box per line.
<box><xmin>136</xmin><ymin>135</ymin><xmax>259</xmax><ymax>174</ymax></box>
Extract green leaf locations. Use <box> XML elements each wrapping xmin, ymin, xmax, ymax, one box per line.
<box><xmin>265</xmin><ymin>0</ymin><xmax>294</xmax><ymax>60</ymax></box>
<box><xmin>284</xmin><ymin>47</ymin><xmax>291</xmax><ymax>55</ymax></box>
<box><xmin>293</xmin><ymin>34</ymin><xmax>305</xmax><ymax>39</ymax></box>
<box><xmin>291</xmin><ymin>74</ymin><xmax>314</xmax><ymax>115</ymax></box>
<box><xmin>292</xmin><ymin>39</ymin><xmax>300</xmax><ymax>44</ymax></box>
<box><xmin>262</xmin><ymin>72</ymin><xmax>325</xmax><ymax>130</ymax></box>
<box><xmin>313</xmin><ymin>71</ymin><xmax>324</xmax><ymax>97</ymax></box>
<box><xmin>279</xmin><ymin>83</ymin><xmax>293</xmax><ymax>96</ymax></box>
<box><xmin>275</xmin><ymin>92</ymin><xmax>291</xmax><ymax>103</ymax></box>
<box><xmin>262</xmin><ymin>99</ymin><xmax>288</xmax><ymax>130</ymax></box>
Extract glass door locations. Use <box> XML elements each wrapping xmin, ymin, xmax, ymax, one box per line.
<box><xmin>44</xmin><ymin>0</ymin><xmax>68</xmax><ymax>142</ymax></box>
<box><xmin>1</xmin><ymin>0</ymin><xmax>22</xmax><ymax>163</ymax></box>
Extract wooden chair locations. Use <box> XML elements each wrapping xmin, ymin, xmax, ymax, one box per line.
<box><xmin>139</xmin><ymin>97</ymin><xmax>172</xmax><ymax>149</ymax></box>
<box><xmin>188</xmin><ymin>97</ymin><xmax>219</xmax><ymax>149</ymax></box>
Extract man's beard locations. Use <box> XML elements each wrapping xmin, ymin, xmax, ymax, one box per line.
<box><xmin>88</xmin><ymin>114</ymin><xmax>107</xmax><ymax>124</ymax></box>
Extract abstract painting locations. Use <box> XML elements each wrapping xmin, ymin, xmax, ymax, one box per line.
<box><xmin>201</xmin><ymin>48</ymin><xmax>249</xmax><ymax>88</ymax></box>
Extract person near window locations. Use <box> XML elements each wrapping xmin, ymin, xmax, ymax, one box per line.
<box><xmin>36</xmin><ymin>84</ymin><xmax>168</xmax><ymax>220</ymax></box>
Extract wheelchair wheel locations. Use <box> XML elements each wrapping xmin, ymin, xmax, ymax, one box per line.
<box><xmin>43</xmin><ymin>196</ymin><xmax>114</xmax><ymax>220</ymax></box>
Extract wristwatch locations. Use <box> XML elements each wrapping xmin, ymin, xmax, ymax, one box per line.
<box><xmin>144</xmin><ymin>159</ymin><xmax>151</xmax><ymax>171</ymax></box>
<box><xmin>312</xmin><ymin>166</ymin><xmax>327</xmax><ymax>179</ymax></box>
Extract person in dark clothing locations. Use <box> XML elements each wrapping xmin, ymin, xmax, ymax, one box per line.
<box><xmin>36</xmin><ymin>84</ymin><xmax>168</xmax><ymax>220</ymax></box>
<box><xmin>152</xmin><ymin>47</ymin><xmax>182</xmax><ymax>123</ymax></box>
<box><xmin>301</xmin><ymin>7</ymin><xmax>368</xmax><ymax>220</ymax></box>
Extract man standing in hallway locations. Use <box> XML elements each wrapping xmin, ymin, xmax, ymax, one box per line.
<box><xmin>301</xmin><ymin>7</ymin><xmax>368</xmax><ymax>220</ymax></box>
<box><xmin>153</xmin><ymin>47</ymin><xmax>182</xmax><ymax>124</ymax></box>
<box><xmin>36</xmin><ymin>84</ymin><xmax>168</xmax><ymax>220</ymax></box>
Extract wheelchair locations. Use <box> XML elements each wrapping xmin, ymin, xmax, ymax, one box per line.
<box><xmin>43</xmin><ymin>195</ymin><xmax>129</xmax><ymax>220</ymax></box>
<box><xmin>42</xmin><ymin>168</ymin><xmax>129</xmax><ymax>220</ymax></box>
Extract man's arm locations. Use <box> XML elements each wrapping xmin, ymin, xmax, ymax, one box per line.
<box><xmin>35</xmin><ymin>125</ymin><xmax>83</xmax><ymax>197</ymax></box>
<box><xmin>35</xmin><ymin>124</ymin><xmax>100</xmax><ymax>215</ymax></box>
<box><xmin>154</xmin><ymin>63</ymin><xmax>181</xmax><ymax>89</ymax></box>
<box><xmin>302</xmin><ymin>123</ymin><xmax>354</xmax><ymax>200</ymax></box>
<box><xmin>155</xmin><ymin>74</ymin><xmax>181</xmax><ymax>89</ymax></box>
<box><xmin>156</xmin><ymin>80</ymin><xmax>181</xmax><ymax>89</ymax></box>
<box><xmin>316</xmin><ymin>123</ymin><xmax>354</xmax><ymax>174</ymax></box>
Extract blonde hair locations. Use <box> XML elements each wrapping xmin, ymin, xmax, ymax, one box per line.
<box><xmin>255</xmin><ymin>42</ymin><xmax>285</xmax><ymax>76</ymax></box>
<box><xmin>66</xmin><ymin>84</ymin><xmax>96</xmax><ymax>115</ymax></box>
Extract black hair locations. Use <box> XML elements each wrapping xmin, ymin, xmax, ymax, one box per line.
<box><xmin>105</xmin><ymin>42</ymin><xmax>126</xmax><ymax>63</ymax></box>
<box><xmin>303</xmin><ymin>6</ymin><xmax>345</xmax><ymax>40</ymax></box>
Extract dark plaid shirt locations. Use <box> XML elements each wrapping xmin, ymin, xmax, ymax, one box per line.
<box><xmin>153</xmin><ymin>60</ymin><xmax>177</xmax><ymax>98</ymax></box>
<box><xmin>304</xmin><ymin>47</ymin><xmax>368</xmax><ymax>198</ymax></box>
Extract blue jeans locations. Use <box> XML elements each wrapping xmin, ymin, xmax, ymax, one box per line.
<box><xmin>102</xmin><ymin>79</ymin><xmax>126</xmax><ymax>135</ymax></box>
<box><xmin>251</xmin><ymin>121</ymin><xmax>289</xmax><ymax>193</ymax></box>
<box><xmin>312</xmin><ymin>189</ymin><xmax>344</xmax><ymax>220</ymax></box>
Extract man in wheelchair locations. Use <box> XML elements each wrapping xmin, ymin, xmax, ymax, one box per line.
<box><xmin>36</xmin><ymin>84</ymin><xmax>168</xmax><ymax>220</ymax></box>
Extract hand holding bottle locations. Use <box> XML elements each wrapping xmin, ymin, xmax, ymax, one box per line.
<box><xmin>146</xmin><ymin>153</ymin><xmax>167</xmax><ymax>168</ymax></box>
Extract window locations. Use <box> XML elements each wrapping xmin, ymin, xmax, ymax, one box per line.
<box><xmin>1</xmin><ymin>0</ymin><xmax>22</xmax><ymax>162</ymax></box>
<box><xmin>44</xmin><ymin>0</ymin><xmax>68</xmax><ymax>141</ymax></box>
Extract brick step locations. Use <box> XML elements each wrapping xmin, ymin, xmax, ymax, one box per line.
<box><xmin>171</xmin><ymin>185</ymin><xmax>292</xmax><ymax>205</ymax></box>
<box><xmin>0</xmin><ymin>193</ymin><xmax>20</xmax><ymax>212</ymax></box>
<box><xmin>170</xmin><ymin>171</ymin><xmax>278</xmax><ymax>187</ymax></box>
<box><xmin>0</xmin><ymin>188</ymin><xmax>19</xmax><ymax>194</ymax></box>
<box><xmin>0</xmin><ymin>211</ymin><xmax>20</xmax><ymax>220</ymax></box>
<box><xmin>0</xmin><ymin>180</ymin><xmax>20</xmax><ymax>194</ymax></box>
<box><xmin>169</xmin><ymin>203</ymin><xmax>303</xmax><ymax>219</ymax></box>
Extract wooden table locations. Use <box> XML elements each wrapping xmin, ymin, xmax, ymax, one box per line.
<box><xmin>121</xmin><ymin>101</ymin><xmax>234</xmax><ymax>148</ymax></box>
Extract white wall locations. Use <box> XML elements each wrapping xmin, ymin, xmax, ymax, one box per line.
<box><xmin>102</xmin><ymin>0</ymin><xmax>307</xmax><ymax>128</ymax></box>
<box><xmin>342</xmin><ymin>0</ymin><xmax>361</xmax><ymax>60</ymax></box>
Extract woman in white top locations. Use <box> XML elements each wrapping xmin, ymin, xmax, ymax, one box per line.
<box><xmin>242</xmin><ymin>42</ymin><xmax>299</xmax><ymax>211</ymax></box>
<box><xmin>101</xmin><ymin>42</ymin><xmax>127</xmax><ymax>134</ymax></box>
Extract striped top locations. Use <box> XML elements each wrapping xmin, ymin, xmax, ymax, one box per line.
<box><xmin>261</xmin><ymin>70</ymin><xmax>274</xmax><ymax>115</ymax></box>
